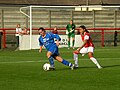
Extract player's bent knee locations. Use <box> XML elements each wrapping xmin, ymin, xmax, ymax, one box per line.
<box><xmin>88</xmin><ymin>52</ymin><xmax>93</xmax><ymax>58</ymax></box>
<box><xmin>47</xmin><ymin>54</ymin><xmax>51</xmax><ymax>58</ymax></box>
<box><xmin>47</xmin><ymin>52</ymin><xmax>52</xmax><ymax>58</ymax></box>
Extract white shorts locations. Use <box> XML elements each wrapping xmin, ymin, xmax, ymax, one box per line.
<box><xmin>80</xmin><ymin>47</ymin><xmax>94</xmax><ymax>54</ymax></box>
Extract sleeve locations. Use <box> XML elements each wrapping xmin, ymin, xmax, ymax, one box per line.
<box><xmin>39</xmin><ymin>37</ymin><xmax>43</xmax><ymax>46</ymax></box>
<box><xmin>50</xmin><ymin>32</ymin><xmax>61</xmax><ymax>41</ymax></box>
<box><xmin>84</xmin><ymin>35</ymin><xmax>89</xmax><ymax>40</ymax></box>
<box><xmin>66</xmin><ymin>25</ymin><xmax>69</xmax><ymax>32</ymax></box>
<box><xmin>66</xmin><ymin>24</ymin><xmax>68</xmax><ymax>29</ymax></box>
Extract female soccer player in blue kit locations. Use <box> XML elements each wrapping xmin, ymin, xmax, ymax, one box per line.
<box><xmin>38</xmin><ymin>27</ymin><xmax>74</xmax><ymax>70</ymax></box>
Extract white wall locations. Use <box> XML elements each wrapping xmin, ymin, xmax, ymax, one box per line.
<box><xmin>19</xmin><ymin>35</ymin><xmax>83</xmax><ymax>50</ymax></box>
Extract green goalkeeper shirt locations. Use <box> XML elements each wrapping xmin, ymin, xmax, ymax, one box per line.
<box><xmin>66</xmin><ymin>23</ymin><xmax>76</xmax><ymax>34</ymax></box>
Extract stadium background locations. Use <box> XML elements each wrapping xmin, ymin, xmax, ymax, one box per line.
<box><xmin>0</xmin><ymin>0</ymin><xmax>120</xmax><ymax>48</ymax></box>
<box><xmin>0</xmin><ymin>1</ymin><xmax>120</xmax><ymax>90</ymax></box>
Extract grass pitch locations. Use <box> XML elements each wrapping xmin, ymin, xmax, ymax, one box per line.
<box><xmin>0</xmin><ymin>47</ymin><xmax>120</xmax><ymax>90</ymax></box>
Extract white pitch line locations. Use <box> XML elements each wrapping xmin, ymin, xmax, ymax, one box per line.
<box><xmin>0</xmin><ymin>58</ymin><xmax>120</xmax><ymax>64</ymax></box>
<box><xmin>0</xmin><ymin>60</ymin><xmax>43</xmax><ymax>64</ymax></box>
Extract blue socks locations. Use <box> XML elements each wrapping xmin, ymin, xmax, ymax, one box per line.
<box><xmin>49</xmin><ymin>57</ymin><xmax>72</xmax><ymax>67</ymax></box>
<box><xmin>61</xmin><ymin>59</ymin><xmax>72</xmax><ymax>67</ymax></box>
<box><xmin>48</xmin><ymin>56</ymin><xmax>54</xmax><ymax>67</ymax></box>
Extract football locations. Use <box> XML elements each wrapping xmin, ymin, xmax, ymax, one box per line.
<box><xmin>43</xmin><ymin>63</ymin><xmax>51</xmax><ymax>71</ymax></box>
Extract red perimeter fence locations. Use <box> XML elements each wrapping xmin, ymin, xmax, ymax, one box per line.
<box><xmin>0</xmin><ymin>28</ymin><xmax>120</xmax><ymax>48</ymax></box>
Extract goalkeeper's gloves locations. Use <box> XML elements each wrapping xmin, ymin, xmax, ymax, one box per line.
<box><xmin>70</xmin><ymin>29</ymin><xmax>74</xmax><ymax>33</ymax></box>
<box><xmin>66</xmin><ymin>29</ymin><xmax>74</xmax><ymax>34</ymax></box>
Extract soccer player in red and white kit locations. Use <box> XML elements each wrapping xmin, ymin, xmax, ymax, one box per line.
<box><xmin>73</xmin><ymin>25</ymin><xmax>102</xmax><ymax>69</ymax></box>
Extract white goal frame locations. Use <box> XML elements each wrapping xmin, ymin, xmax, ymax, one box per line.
<box><xmin>20</xmin><ymin>5</ymin><xmax>120</xmax><ymax>50</ymax></box>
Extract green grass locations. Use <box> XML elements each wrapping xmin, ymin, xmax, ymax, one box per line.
<box><xmin>0</xmin><ymin>47</ymin><xmax>120</xmax><ymax>90</ymax></box>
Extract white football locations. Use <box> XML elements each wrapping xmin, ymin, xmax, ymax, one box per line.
<box><xmin>43</xmin><ymin>63</ymin><xmax>51</xmax><ymax>71</ymax></box>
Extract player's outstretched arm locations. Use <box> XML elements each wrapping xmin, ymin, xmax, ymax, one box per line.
<box><xmin>39</xmin><ymin>46</ymin><xmax>43</xmax><ymax>53</ymax></box>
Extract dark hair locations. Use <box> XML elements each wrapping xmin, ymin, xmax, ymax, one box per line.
<box><xmin>79</xmin><ymin>25</ymin><xmax>89</xmax><ymax>33</ymax></box>
<box><xmin>38</xmin><ymin>27</ymin><xmax>45</xmax><ymax>31</ymax></box>
<box><xmin>70</xmin><ymin>20</ymin><xmax>73</xmax><ymax>22</ymax></box>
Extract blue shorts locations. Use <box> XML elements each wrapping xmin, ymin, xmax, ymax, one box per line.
<box><xmin>49</xmin><ymin>45</ymin><xmax>59</xmax><ymax>58</ymax></box>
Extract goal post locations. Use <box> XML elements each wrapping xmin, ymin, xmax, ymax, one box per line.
<box><xmin>19</xmin><ymin>5</ymin><xmax>120</xmax><ymax>50</ymax></box>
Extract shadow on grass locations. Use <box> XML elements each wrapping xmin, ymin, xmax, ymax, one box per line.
<box><xmin>54</xmin><ymin>66</ymin><xmax>96</xmax><ymax>71</ymax></box>
<box><xmin>77</xmin><ymin>64</ymin><xmax>120</xmax><ymax>69</ymax></box>
<box><xmin>49</xmin><ymin>64</ymin><xmax>120</xmax><ymax>71</ymax></box>
<box><xmin>103</xmin><ymin>64</ymin><xmax>120</xmax><ymax>68</ymax></box>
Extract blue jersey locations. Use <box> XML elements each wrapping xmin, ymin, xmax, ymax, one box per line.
<box><xmin>38</xmin><ymin>32</ymin><xmax>61</xmax><ymax>51</ymax></box>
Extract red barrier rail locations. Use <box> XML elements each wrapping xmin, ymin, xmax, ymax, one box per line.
<box><xmin>0</xmin><ymin>28</ymin><xmax>120</xmax><ymax>48</ymax></box>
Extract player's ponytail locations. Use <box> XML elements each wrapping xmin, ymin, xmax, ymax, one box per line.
<box><xmin>79</xmin><ymin>25</ymin><xmax>89</xmax><ymax>33</ymax></box>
